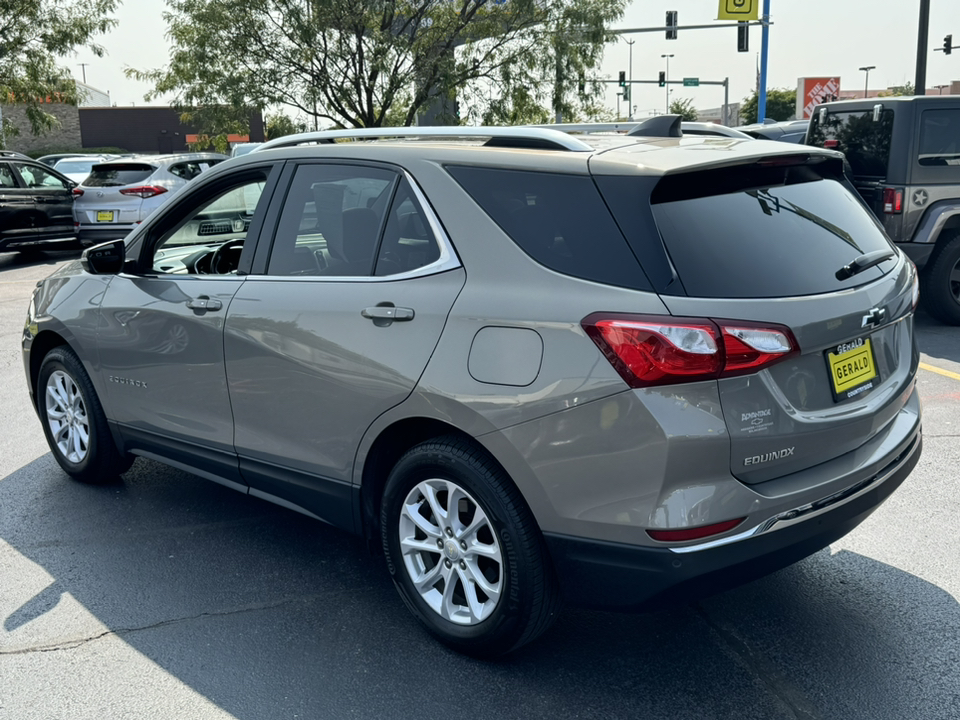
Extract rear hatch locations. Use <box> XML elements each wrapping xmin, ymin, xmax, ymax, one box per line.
<box><xmin>597</xmin><ymin>154</ymin><xmax>917</xmax><ymax>485</ymax></box>
<box><xmin>77</xmin><ymin>162</ymin><xmax>157</xmax><ymax>225</ymax></box>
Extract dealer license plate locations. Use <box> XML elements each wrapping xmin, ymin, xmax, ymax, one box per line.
<box><xmin>96</xmin><ymin>211</ymin><xmax>115</xmax><ymax>222</ymax></box>
<box><xmin>826</xmin><ymin>337</ymin><xmax>879</xmax><ymax>402</ymax></box>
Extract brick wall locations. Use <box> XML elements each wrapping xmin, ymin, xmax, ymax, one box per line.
<box><xmin>2</xmin><ymin>103</ymin><xmax>83</xmax><ymax>155</ymax></box>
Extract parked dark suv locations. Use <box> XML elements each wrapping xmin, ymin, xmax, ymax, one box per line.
<box><xmin>808</xmin><ymin>96</ymin><xmax>960</xmax><ymax>324</ymax></box>
<box><xmin>24</xmin><ymin>125</ymin><xmax>922</xmax><ymax>656</ymax></box>
<box><xmin>0</xmin><ymin>155</ymin><xmax>77</xmax><ymax>253</ymax></box>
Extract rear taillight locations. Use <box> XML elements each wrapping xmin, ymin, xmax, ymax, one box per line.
<box><xmin>909</xmin><ymin>261</ymin><xmax>920</xmax><ymax>311</ymax></box>
<box><xmin>72</xmin><ymin>188</ymin><xmax>84</xmax><ymax>196</ymax></box>
<box><xmin>119</xmin><ymin>185</ymin><xmax>167</xmax><ymax>199</ymax></box>
<box><xmin>646</xmin><ymin>517</ymin><xmax>746</xmax><ymax>542</ymax></box>
<box><xmin>582</xmin><ymin>314</ymin><xmax>799</xmax><ymax>388</ymax></box>
<box><xmin>882</xmin><ymin>187</ymin><xmax>903</xmax><ymax>214</ymax></box>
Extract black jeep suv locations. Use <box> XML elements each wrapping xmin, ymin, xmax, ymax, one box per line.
<box><xmin>807</xmin><ymin>96</ymin><xmax>960</xmax><ymax>324</ymax></box>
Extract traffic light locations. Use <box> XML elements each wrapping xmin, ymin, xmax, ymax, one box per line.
<box><xmin>737</xmin><ymin>21</ymin><xmax>749</xmax><ymax>52</ymax></box>
<box><xmin>659</xmin><ymin>71</ymin><xmax>666</xmax><ymax>87</ymax></box>
<box><xmin>666</xmin><ymin>10</ymin><xmax>678</xmax><ymax>40</ymax></box>
<box><xmin>578</xmin><ymin>77</ymin><xmax>585</xmax><ymax>94</ymax></box>
<box><xmin>619</xmin><ymin>71</ymin><xmax>626</xmax><ymax>87</ymax></box>
<box><xmin>622</xmin><ymin>85</ymin><xmax>630</xmax><ymax>102</ymax></box>
<box><xmin>945</xmin><ymin>34</ymin><xmax>953</xmax><ymax>55</ymax></box>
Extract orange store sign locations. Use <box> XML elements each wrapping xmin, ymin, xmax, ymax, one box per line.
<box><xmin>798</xmin><ymin>77</ymin><xmax>841</xmax><ymax>119</ymax></box>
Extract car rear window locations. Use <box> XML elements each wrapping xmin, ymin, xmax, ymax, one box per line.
<box><xmin>446</xmin><ymin>166</ymin><xmax>650</xmax><ymax>290</ymax></box>
<box><xmin>650</xmin><ymin>172</ymin><xmax>896</xmax><ymax>298</ymax></box>
<box><xmin>806</xmin><ymin>109</ymin><xmax>894</xmax><ymax>178</ymax></box>
<box><xmin>84</xmin><ymin>163</ymin><xmax>155</xmax><ymax>187</ymax></box>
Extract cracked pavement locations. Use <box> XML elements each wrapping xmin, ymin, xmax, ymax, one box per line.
<box><xmin>2</xmin><ymin>251</ymin><xmax>959</xmax><ymax>720</ymax></box>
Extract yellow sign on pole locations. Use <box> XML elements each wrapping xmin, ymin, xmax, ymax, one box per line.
<box><xmin>717</xmin><ymin>0</ymin><xmax>759</xmax><ymax>21</ymax></box>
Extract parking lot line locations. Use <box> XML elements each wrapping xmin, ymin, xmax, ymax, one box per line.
<box><xmin>919</xmin><ymin>361</ymin><xmax>960</xmax><ymax>382</ymax></box>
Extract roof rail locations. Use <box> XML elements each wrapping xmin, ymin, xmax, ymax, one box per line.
<box><xmin>253</xmin><ymin>126</ymin><xmax>593</xmax><ymax>153</ymax></box>
<box><xmin>526</xmin><ymin>115</ymin><xmax>684</xmax><ymax>139</ymax></box>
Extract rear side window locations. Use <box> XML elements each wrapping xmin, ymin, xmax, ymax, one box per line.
<box><xmin>918</xmin><ymin>109</ymin><xmax>960</xmax><ymax>167</ymax></box>
<box><xmin>807</xmin><ymin>109</ymin><xmax>894</xmax><ymax>178</ymax></box>
<box><xmin>85</xmin><ymin>163</ymin><xmax>155</xmax><ymax>187</ymax></box>
<box><xmin>651</xmin><ymin>176</ymin><xmax>896</xmax><ymax>298</ymax></box>
<box><xmin>447</xmin><ymin>166</ymin><xmax>649</xmax><ymax>290</ymax></box>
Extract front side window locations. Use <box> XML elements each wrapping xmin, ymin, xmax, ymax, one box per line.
<box><xmin>149</xmin><ymin>175</ymin><xmax>267</xmax><ymax>275</ymax></box>
<box><xmin>13</xmin><ymin>162</ymin><xmax>68</xmax><ymax>189</ymax></box>
<box><xmin>267</xmin><ymin>164</ymin><xmax>396</xmax><ymax>277</ymax></box>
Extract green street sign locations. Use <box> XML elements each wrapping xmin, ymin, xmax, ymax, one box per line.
<box><xmin>683</xmin><ymin>77</ymin><xmax>700</xmax><ymax>87</ymax></box>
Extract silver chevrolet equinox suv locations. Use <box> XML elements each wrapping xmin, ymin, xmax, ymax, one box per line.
<box><xmin>23</xmin><ymin>122</ymin><xmax>923</xmax><ymax>657</ymax></box>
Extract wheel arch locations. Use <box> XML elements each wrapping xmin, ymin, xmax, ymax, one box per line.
<box><xmin>357</xmin><ymin>416</ymin><xmax>552</xmax><ymax>554</ymax></box>
<box><xmin>27</xmin><ymin>330</ymin><xmax>69</xmax><ymax>409</ymax></box>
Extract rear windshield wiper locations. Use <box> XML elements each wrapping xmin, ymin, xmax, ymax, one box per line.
<box><xmin>835</xmin><ymin>249</ymin><xmax>896</xmax><ymax>280</ymax></box>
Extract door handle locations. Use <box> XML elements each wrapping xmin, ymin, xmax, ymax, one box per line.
<box><xmin>361</xmin><ymin>306</ymin><xmax>414</xmax><ymax>321</ymax></box>
<box><xmin>186</xmin><ymin>296</ymin><xmax>223</xmax><ymax>311</ymax></box>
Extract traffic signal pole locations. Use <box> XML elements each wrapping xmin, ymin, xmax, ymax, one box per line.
<box><xmin>757</xmin><ymin>0</ymin><xmax>771</xmax><ymax>122</ymax></box>
<box><xmin>915</xmin><ymin>0</ymin><xmax>930</xmax><ymax>95</ymax></box>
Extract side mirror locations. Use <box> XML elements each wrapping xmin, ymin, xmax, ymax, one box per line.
<box><xmin>818</xmin><ymin>106</ymin><xmax>828</xmax><ymax>124</ymax></box>
<box><xmin>872</xmin><ymin>103</ymin><xmax>884</xmax><ymax>122</ymax></box>
<box><xmin>80</xmin><ymin>239</ymin><xmax>127</xmax><ymax>275</ymax></box>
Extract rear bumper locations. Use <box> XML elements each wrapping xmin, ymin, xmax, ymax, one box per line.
<box><xmin>543</xmin><ymin>428</ymin><xmax>921</xmax><ymax>612</ymax></box>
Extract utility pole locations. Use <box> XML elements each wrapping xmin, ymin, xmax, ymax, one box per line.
<box><xmin>78</xmin><ymin>63</ymin><xmax>89</xmax><ymax>84</ymax></box>
<box><xmin>757</xmin><ymin>0</ymin><xmax>771</xmax><ymax>121</ymax></box>
<box><xmin>915</xmin><ymin>0</ymin><xmax>930</xmax><ymax>96</ymax></box>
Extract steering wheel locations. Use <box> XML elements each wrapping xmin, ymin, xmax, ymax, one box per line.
<box><xmin>209</xmin><ymin>238</ymin><xmax>246</xmax><ymax>274</ymax></box>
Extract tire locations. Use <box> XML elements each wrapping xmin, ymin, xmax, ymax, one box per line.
<box><xmin>37</xmin><ymin>346</ymin><xmax>134</xmax><ymax>483</ymax></box>
<box><xmin>920</xmin><ymin>233</ymin><xmax>960</xmax><ymax>325</ymax></box>
<box><xmin>381</xmin><ymin>436</ymin><xmax>560</xmax><ymax>658</ymax></box>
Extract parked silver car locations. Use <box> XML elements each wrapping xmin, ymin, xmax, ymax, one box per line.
<box><xmin>73</xmin><ymin>153</ymin><xmax>227</xmax><ymax>244</ymax></box>
<box><xmin>24</xmin><ymin>126</ymin><xmax>922</xmax><ymax>657</ymax></box>
<box><xmin>52</xmin><ymin>154</ymin><xmax>119</xmax><ymax>184</ymax></box>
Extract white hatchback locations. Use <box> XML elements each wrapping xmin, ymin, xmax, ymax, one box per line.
<box><xmin>73</xmin><ymin>153</ymin><xmax>226</xmax><ymax>244</ymax></box>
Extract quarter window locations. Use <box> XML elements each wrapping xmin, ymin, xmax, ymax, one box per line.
<box><xmin>918</xmin><ymin>109</ymin><xmax>960</xmax><ymax>167</ymax></box>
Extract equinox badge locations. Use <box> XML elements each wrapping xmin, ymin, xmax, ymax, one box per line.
<box><xmin>744</xmin><ymin>447</ymin><xmax>795</xmax><ymax>466</ymax></box>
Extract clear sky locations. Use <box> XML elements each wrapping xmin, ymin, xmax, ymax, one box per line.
<box><xmin>73</xmin><ymin>0</ymin><xmax>960</xmax><ymax>121</ymax></box>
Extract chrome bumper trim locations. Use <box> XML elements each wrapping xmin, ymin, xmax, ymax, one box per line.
<box><xmin>668</xmin><ymin>430</ymin><xmax>921</xmax><ymax>554</ymax></box>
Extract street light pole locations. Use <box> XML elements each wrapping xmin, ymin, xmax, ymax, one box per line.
<box><xmin>859</xmin><ymin>65</ymin><xmax>875</xmax><ymax>99</ymax></box>
<box><xmin>626</xmin><ymin>39</ymin><xmax>635</xmax><ymax>120</ymax></box>
<box><xmin>661</xmin><ymin>53</ymin><xmax>674</xmax><ymax>114</ymax></box>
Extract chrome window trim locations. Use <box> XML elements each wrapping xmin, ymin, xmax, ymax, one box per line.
<box><xmin>257</xmin><ymin>168</ymin><xmax>461</xmax><ymax>282</ymax></box>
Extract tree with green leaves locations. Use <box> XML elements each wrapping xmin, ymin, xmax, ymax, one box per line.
<box><xmin>131</xmin><ymin>0</ymin><xmax>623</xmax><ymax>141</ymax></box>
<box><xmin>668</xmin><ymin>98</ymin><xmax>697</xmax><ymax>121</ymax></box>
<box><xmin>265</xmin><ymin>112</ymin><xmax>309</xmax><ymax>140</ymax></box>
<box><xmin>0</xmin><ymin>0</ymin><xmax>118</xmax><ymax>147</ymax></box>
<box><xmin>879</xmin><ymin>82</ymin><xmax>915</xmax><ymax>97</ymax></box>
<box><xmin>740</xmin><ymin>87</ymin><xmax>797</xmax><ymax>125</ymax></box>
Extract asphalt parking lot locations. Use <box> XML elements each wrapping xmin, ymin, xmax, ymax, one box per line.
<box><xmin>1</xmin><ymin>250</ymin><xmax>958</xmax><ymax>720</ymax></box>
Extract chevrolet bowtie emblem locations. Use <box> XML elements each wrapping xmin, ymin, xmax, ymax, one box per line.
<box><xmin>861</xmin><ymin>307</ymin><xmax>886</xmax><ymax>328</ymax></box>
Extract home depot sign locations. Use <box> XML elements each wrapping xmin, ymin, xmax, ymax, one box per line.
<box><xmin>797</xmin><ymin>77</ymin><xmax>841</xmax><ymax>119</ymax></box>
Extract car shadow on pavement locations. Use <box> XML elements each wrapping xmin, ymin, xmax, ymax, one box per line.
<box><xmin>915</xmin><ymin>306</ymin><xmax>960</xmax><ymax>366</ymax></box>
<box><xmin>1</xmin><ymin>455</ymin><xmax>957</xmax><ymax>720</ymax></box>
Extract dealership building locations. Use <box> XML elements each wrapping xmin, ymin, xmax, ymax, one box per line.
<box><xmin>3</xmin><ymin>82</ymin><xmax>264</xmax><ymax>155</ymax></box>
